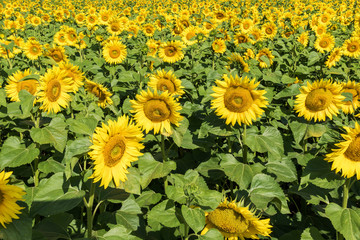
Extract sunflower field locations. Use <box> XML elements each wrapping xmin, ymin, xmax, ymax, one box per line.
<box><xmin>0</xmin><ymin>0</ymin><xmax>360</xmax><ymax>239</ymax></box>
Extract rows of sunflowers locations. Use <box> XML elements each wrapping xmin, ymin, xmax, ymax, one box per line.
<box><xmin>0</xmin><ymin>0</ymin><xmax>360</xmax><ymax>239</ymax></box>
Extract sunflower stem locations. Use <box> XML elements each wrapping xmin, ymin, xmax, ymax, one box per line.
<box><xmin>338</xmin><ymin>178</ymin><xmax>352</xmax><ymax>240</ymax></box>
<box><xmin>161</xmin><ymin>134</ymin><xmax>167</xmax><ymax>162</ymax></box>
<box><xmin>86</xmin><ymin>180</ymin><xmax>96</xmax><ymax>239</ymax></box>
<box><xmin>242</xmin><ymin>125</ymin><xmax>248</xmax><ymax>164</ymax></box>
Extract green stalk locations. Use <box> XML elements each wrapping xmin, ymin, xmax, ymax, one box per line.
<box><xmin>161</xmin><ymin>134</ymin><xmax>167</xmax><ymax>162</ymax></box>
<box><xmin>242</xmin><ymin>125</ymin><xmax>248</xmax><ymax>164</ymax></box>
<box><xmin>338</xmin><ymin>178</ymin><xmax>352</xmax><ymax>240</ymax></box>
<box><xmin>85</xmin><ymin>180</ymin><xmax>96</xmax><ymax>239</ymax></box>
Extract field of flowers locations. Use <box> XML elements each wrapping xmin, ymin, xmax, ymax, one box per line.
<box><xmin>0</xmin><ymin>0</ymin><xmax>360</xmax><ymax>239</ymax></box>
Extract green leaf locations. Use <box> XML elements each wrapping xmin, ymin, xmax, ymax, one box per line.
<box><xmin>308</xmin><ymin>51</ymin><xmax>320</xmax><ymax>66</ymax></box>
<box><xmin>0</xmin><ymin>136</ymin><xmax>39</xmax><ymax>168</ymax></box>
<box><xmin>246</xmin><ymin>127</ymin><xmax>284</xmax><ymax>158</ymax></box>
<box><xmin>194</xmin><ymin>189</ymin><xmax>223</xmax><ymax>210</ymax></box>
<box><xmin>38</xmin><ymin>158</ymin><xmax>65</xmax><ymax>174</ymax></box>
<box><xmin>274</xmin><ymin>84</ymin><xmax>300</xmax><ymax>99</ymax></box>
<box><xmin>0</xmin><ymin>214</ymin><xmax>32</xmax><ymax>240</ymax></box>
<box><xmin>18</xmin><ymin>90</ymin><xmax>35</xmax><ymax>117</ymax></box>
<box><xmin>147</xmin><ymin>200</ymin><xmax>181</xmax><ymax>228</ymax></box>
<box><xmin>301</xmin><ymin>227</ymin><xmax>325</xmax><ymax>240</ymax></box>
<box><xmin>135</xmin><ymin>190</ymin><xmax>162</xmax><ymax>207</ymax></box>
<box><xmin>63</xmin><ymin>138</ymin><xmax>91</xmax><ymax>164</ymax></box>
<box><xmin>0</xmin><ymin>89</ymin><xmax>7</xmax><ymax>107</ymax></box>
<box><xmin>325</xmin><ymin>203</ymin><xmax>360</xmax><ymax>240</ymax></box>
<box><xmin>30</xmin><ymin>117</ymin><xmax>68</xmax><ymax>152</ymax></box>
<box><xmin>219</xmin><ymin>153</ymin><xmax>254</xmax><ymax>189</ymax></box>
<box><xmin>67</xmin><ymin>117</ymin><xmax>98</xmax><ymax>136</ymax></box>
<box><xmin>115</xmin><ymin>197</ymin><xmax>141</xmax><ymax>231</ymax></box>
<box><xmin>138</xmin><ymin>153</ymin><xmax>176</xmax><ymax>189</ymax></box>
<box><xmin>248</xmin><ymin>174</ymin><xmax>289</xmax><ymax>213</ymax></box>
<box><xmin>301</xmin><ymin>157</ymin><xmax>344</xmax><ymax>189</ymax></box>
<box><xmin>101</xmin><ymin>225</ymin><xmax>132</xmax><ymax>240</ymax></box>
<box><xmin>199</xmin><ymin>229</ymin><xmax>223</xmax><ymax>240</ymax></box>
<box><xmin>342</xmin><ymin>92</ymin><xmax>353</xmax><ymax>102</ymax></box>
<box><xmin>172</xmin><ymin>118</ymin><xmax>189</xmax><ymax>147</ymax></box>
<box><xmin>30</xmin><ymin>173</ymin><xmax>85</xmax><ymax>216</ymax></box>
<box><xmin>33</xmin><ymin>213</ymin><xmax>73</xmax><ymax>240</ymax></box>
<box><xmin>266</xmin><ymin>157</ymin><xmax>297</xmax><ymax>183</ymax></box>
<box><xmin>181</xmin><ymin>205</ymin><xmax>205</xmax><ymax>233</ymax></box>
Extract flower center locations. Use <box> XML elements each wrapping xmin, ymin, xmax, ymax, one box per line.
<box><xmin>51</xmin><ymin>51</ymin><xmax>63</xmax><ymax>62</ymax></box>
<box><xmin>109</xmin><ymin>48</ymin><xmax>120</xmax><ymax>58</ymax></box>
<box><xmin>224</xmin><ymin>87</ymin><xmax>253</xmax><ymax>112</ymax></box>
<box><xmin>186</xmin><ymin>32</ymin><xmax>196</xmax><ymax>40</ymax></box>
<box><xmin>164</xmin><ymin>46</ymin><xmax>177</xmax><ymax>57</ymax></box>
<box><xmin>343</xmin><ymin>88</ymin><xmax>359</xmax><ymax>105</ymax></box>
<box><xmin>46</xmin><ymin>80</ymin><xmax>61</xmax><ymax>102</ymax></box>
<box><xmin>111</xmin><ymin>24</ymin><xmax>120</xmax><ymax>32</ymax></box>
<box><xmin>344</xmin><ymin>135</ymin><xmax>360</xmax><ymax>162</ymax></box>
<box><xmin>305</xmin><ymin>88</ymin><xmax>333</xmax><ymax>111</ymax></box>
<box><xmin>17</xmin><ymin>80</ymin><xmax>38</xmax><ymax>95</ymax></box>
<box><xmin>31</xmin><ymin>46</ymin><xmax>39</xmax><ymax>54</ymax></box>
<box><xmin>143</xmin><ymin>99</ymin><xmax>171</xmax><ymax>122</ymax></box>
<box><xmin>103</xmin><ymin>135</ymin><xmax>126</xmax><ymax>167</ymax></box>
<box><xmin>157</xmin><ymin>79</ymin><xmax>176</xmax><ymax>93</ymax></box>
<box><xmin>207</xmin><ymin>207</ymin><xmax>249</xmax><ymax>234</ymax></box>
<box><xmin>320</xmin><ymin>40</ymin><xmax>329</xmax><ymax>48</ymax></box>
<box><xmin>266</xmin><ymin>28</ymin><xmax>273</xmax><ymax>34</ymax></box>
<box><xmin>91</xmin><ymin>86</ymin><xmax>106</xmax><ymax>101</ymax></box>
<box><xmin>348</xmin><ymin>44</ymin><xmax>358</xmax><ymax>53</ymax></box>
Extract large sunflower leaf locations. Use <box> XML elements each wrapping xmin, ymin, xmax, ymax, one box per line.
<box><xmin>138</xmin><ymin>153</ymin><xmax>176</xmax><ymax>189</ymax></box>
<box><xmin>30</xmin><ymin>173</ymin><xmax>85</xmax><ymax>216</ymax></box>
<box><xmin>248</xmin><ymin>173</ymin><xmax>289</xmax><ymax>214</ymax></box>
<box><xmin>147</xmin><ymin>200</ymin><xmax>181</xmax><ymax>229</ymax></box>
<box><xmin>0</xmin><ymin>136</ymin><xmax>39</xmax><ymax>168</ymax></box>
<box><xmin>325</xmin><ymin>203</ymin><xmax>360</xmax><ymax>240</ymax></box>
<box><xmin>301</xmin><ymin>227</ymin><xmax>325</xmax><ymax>240</ymax></box>
<box><xmin>115</xmin><ymin>197</ymin><xmax>142</xmax><ymax>231</ymax></box>
<box><xmin>0</xmin><ymin>214</ymin><xmax>32</xmax><ymax>240</ymax></box>
<box><xmin>181</xmin><ymin>205</ymin><xmax>205</xmax><ymax>233</ymax></box>
<box><xmin>30</xmin><ymin>117</ymin><xmax>68</xmax><ymax>152</ymax></box>
<box><xmin>246</xmin><ymin>127</ymin><xmax>284</xmax><ymax>158</ymax></box>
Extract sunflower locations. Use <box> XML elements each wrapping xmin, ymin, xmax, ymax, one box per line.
<box><xmin>0</xmin><ymin>171</ymin><xmax>26</xmax><ymax>228</ymax></box>
<box><xmin>36</xmin><ymin>67</ymin><xmax>73</xmax><ymax>114</ymax></box>
<box><xmin>45</xmin><ymin>45</ymin><xmax>67</xmax><ymax>63</ymax></box>
<box><xmin>297</xmin><ymin>31</ymin><xmax>309</xmax><ymax>47</ymax></box>
<box><xmin>325</xmin><ymin>47</ymin><xmax>342</xmax><ymax>68</ymax></box>
<box><xmin>142</xmin><ymin>23</ymin><xmax>156</xmax><ymax>37</ymax></box>
<box><xmin>294</xmin><ymin>79</ymin><xmax>345</xmax><ymax>122</ymax></box>
<box><xmin>240</xmin><ymin>18</ymin><xmax>254</xmax><ymax>33</ymax></box>
<box><xmin>314</xmin><ymin>33</ymin><xmax>335</xmax><ymax>53</ymax></box>
<box><xmin>256</xmin><ymin>48</ymin><xmax>275</xmax><ymax>68</ymax></box>
<box><xmin>147</xmin><ymin>69</ymin><xmax>185</xmax><ymax>97</ymax></box>
<box><xmin>201</xmin><ymin>198</ymin><xmax>272</xmax><ymax>240</ymax></box>
<box><xmin>103</xmin><ymin>40</ymin><xmax>127</xmax><ymax>64</ymax></box>
<box><xmin>85</xmin><ymin>80</ymin><xmax>113</xmax><ymax>108</ymax></box>
<box><xmin>212</xmin><ymin>39</ymin><xmax>226</xmax><ymax>54</ymax></box>
<box><xmin>158</xmin><ymin>40</ymin><xmax>185</xmax><ymax>63</ymax></box>
<box><xmin>341</xmin><ymin>81</ymin><xmax>360</xmax><ymax>114</ymax></box>
<box><xmin>89</xmin><ymin>116</ymin><xmax>144</xmax><ymax>189</ymax></box>
<box><xmin>130</xmin><ymin>88</ymin><xmax>183</xmax><ymax>134</ymax></box>
<box><xmin>146</xmin><ymin>39</ymin><xmax>159</xmax><ymax>57</ymax></box>
<box><xmin>54</xmin><ymin>31</ymin><xmax>68</xmax><ymax>46</ymax></box>
<box><xmin>58</xmin><ymin>62</ymin><xmax>85</xmax><ymax>92</ymax></box>
<box><xmin>181</xmin><ymin>26</ymin><xmax>199</xmax><ymax>45</ymax></box>
<box><xmin>262</xmin><ymin>22</ymin><xmax>277</xmax><ymax>39</ymax></box>
<box><xmin>64</xmin><ymin>27</ymin><xmax>78</xmax><ymax>46</ymax></box>
<box><xmin>107</xmin><ymin>17</ymin><xmax>123</xmax><ymax>35</ymax></box>
<box><xmin>5</xmin><ymin>69</ymin><xmax>39</xmax><ymax>102</ymax></box>
<box><xmin>23</xmin><ymin>40</ymin><xmax>42</xmax><ymax>60</ymax></box>
<box><xmin>342</xmin><ymin>37</ymin><xmax>360</xmax><ymax>58</ymax></box>
<box><xmin>325</xmin><ymin>122</ymin><xmax>360</xmax><ymax>179</ymax></box>
<box><xmin>211</xmin><ymin>74</ymin><xmax>268</xmax><ymax>126</ymax></box>
<box><xmin>314</xmin><ymin>24</ymin><xmax>327</xmax><ymax>36</ymax></box>
<box><xmin>227</xmin><ymin>53</ymin><xmax>250</xmax><ymax>73</ymax></box>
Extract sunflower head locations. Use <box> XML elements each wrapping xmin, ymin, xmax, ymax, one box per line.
<box><xmin>147</xmin><ymin>69</ymin><xmax>185</xmax><ymax>97</ymax></box>
<box><xmin>201</xmin><ymin>198</ymin><xmax>272</xmax><ymax>240</ymax></box>
<box><xmin>342</xmin><ymin>37</ymin><xmax>360</xmax><ymax>58</ymax></box>
<box><xmin>130</xmin><ymin>88</ymin><xmax>183</xmax><ymax>134</ymax></box>
<box><xmin>89</xmin><ymin>116</ymin><xmax>144</xmax><ymax>189</ymax></box>
<box><xmin>0</xmin><ymin>170</ymin><xmax>26</xmax><ymax>228</ymax></box>
<box><xmin>85</xmin><ymin>80</ymin><xmax>113</xmax><ymax>108</ymax></box>
<box><xmin>341</xmin><ymin>81</ymin><xmax>360</xmax><ymax>114</ymax></box>
<box><xmin>102</xmin><ymin>40</ymin><xmax>127</xmax><ymax>64</ymax></box>
<box><xmin>5</xmin><ymin>69</ymin><xmax>39</xmax><ymax>102</ymax></box>
<box><xmin>294</xmin><ymin>79</ymin><xmax>345</xmax><ymax>122</ymax></box>
<box><xmin>211</xmin><ymin>74</ymin><xmax>268</xmax><ymax>126</ymax></box>
<box><xmin>212</xmin><ymin>39</ymin><xmax>226</xmax><ymax>54</ymax></box>
<box><xmin>325</xmin><ymin>122</ymin><xmax>360</xmax><ymax>179</ymax></box>
<box><xmin>158</xmin><ymin>40</ymin><xmax>185</xmax><ymax>63</ymax></box>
